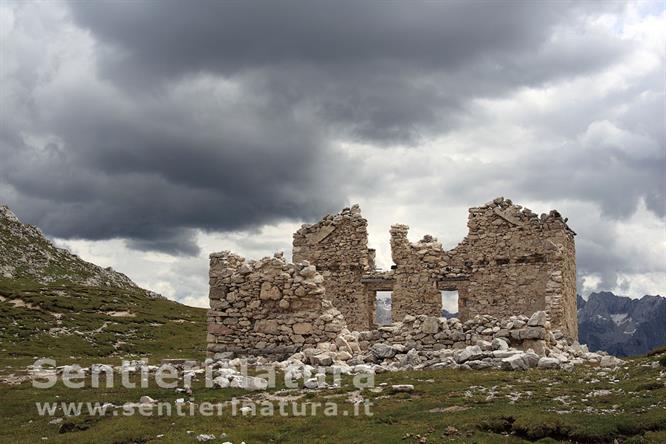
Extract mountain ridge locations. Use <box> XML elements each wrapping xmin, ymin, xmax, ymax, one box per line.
<box><xmin>578</xmin><ymin>291</ymin><xmax>666</xmax><ymax>357</ymax></box>
<box><xmin>0</xmin><ymin>204</ymin><xmax>206</xmax><ymax>362</ymax></box>
<box><xmin>0</xmin><ymin>204</ymin><xmax>156</xmax><ymax>294</ymax></box>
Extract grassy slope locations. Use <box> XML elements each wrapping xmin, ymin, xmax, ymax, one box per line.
<box><xmin>0</xmin><ymin>354</ymin><xmax>664</xmax><ymax>443</ymax></box>
<box><xmin>0</xmin><ymin>282</ymin><xmax>665</xmax><ymax>443</ymax></box>
<box><xmin>0</xmin><ymin>281</ymin><xmax>207</xmax><ymax>368</ymax></box>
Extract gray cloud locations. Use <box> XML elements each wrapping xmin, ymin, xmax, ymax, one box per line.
<box><xmin>0</xmin><ymin>0</ymin><xmax>664</xmax><ymax>299</ymax></box>
<box><xmin>68</xmin><ymin>1</ymin><xmax>627</xmax><ymax>143</ymax></box>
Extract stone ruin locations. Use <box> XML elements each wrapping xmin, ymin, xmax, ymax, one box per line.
<box><xmin>207</xmin><ymin>197</ymin><xmax>578</xmax><ymax>360</ymax></box>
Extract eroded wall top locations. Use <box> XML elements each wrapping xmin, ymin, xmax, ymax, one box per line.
<box><xmin>292</xmin><ymin>204</ymin><xmax>374</xmax><ymax>330</ymax></box>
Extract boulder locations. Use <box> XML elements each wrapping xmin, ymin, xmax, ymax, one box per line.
<box><xmin>311</xmin><ymin>353</ymin><xmax>334</xmax><ymax>366</ymax></box>
<box><xmin>352</xmin><ymin>364</ymin><xmax>375</xmax><ymax>374</ymax></box>
<box><xmin>477</xmin><ymin>340</ymin><xmax>493</xmax><ymax>351</ymax></box>
<box><xmin>537</xmin><ymin>357</ymin><xmax>561</xmax><ymax>369</ymax></box>
<box><xmin>370</xmin><ymin>343</ymin><xmax>397</xmax><ymax>359</ymax></box>
<box><xmin>528</xmin><ymin>311</ymin><xmax>548</xmax><ymax>327</ymax></box>
<box><xmin>501</xmin><ymin>353</ymin><xmax>528</xmax><ymax>371</ymax></box>
<box><xmin>491</xmin><ymin>338</ymin><xmax>509</xmax><ymax>351</ymax></box>
<box><xmin>600</xmin><ymin>355</ymin><xmax>623</xmax><ymax>368</ymax></box>
<box><xmin>254</xmin><ymin>319</ymin><xmax>279</xmax><ymax>334</ymax></box>
<box><xmin>456</xmin><ymin>345</ymin><xmax>484</xmax><ymax>363</ymax></box>
<box><xmin>293</xmin><ymin>322</ymin><xmax>313</xmax><ymax>335</ymax></box>
<box><xmin>304</xmin><ymin>377</ymin><xmax>322</xmax><ymax>389</ymax></box>
<box><xmin>229</xmin><ymin>375</ymin><xmax>268</xmax><ymax>391</ymax></box>
<box><xmin>523</xmin><ymin>351</ymin><xmax>540</xmax><ymax>368</ymax></box>
<box><xmin>259</xmin><ymin>281</ymin><xmax>281</xmax><ymax>300</ymax></box>
<box><xmin>390</xmin><ymin>384</ymin><xmax>414</xmax><ymax>393</ymax></box>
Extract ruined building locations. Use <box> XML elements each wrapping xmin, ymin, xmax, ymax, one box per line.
<box><xmin>207</xmin><ymin>197</ymin><xmax>577</xmax><ymax>357</ymax></box>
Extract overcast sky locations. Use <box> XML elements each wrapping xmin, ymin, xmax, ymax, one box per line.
<box><xmin>1</xmin><ymin>1</ymin><xmax>664</xmax><ymax>307</ymax></box>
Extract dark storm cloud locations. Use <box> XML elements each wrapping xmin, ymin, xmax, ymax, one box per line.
<box><xmin>68</xmin><ymin>0</ymin><xmax>627</xmax><ymax>143</ymax></box>
<box><xmin>1</xmin><ymin>0</ymin><xmax>661</xmax><ymax>267</ymax></box>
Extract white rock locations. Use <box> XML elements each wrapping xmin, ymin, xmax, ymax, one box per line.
<box><xmin>456</xmin><ymin>345</ymin><xmax>484</xmax><ymax>363</ymax></box>
<box><xmin>600</xmin><ymin>355</ymin><xmax>623</xmax><ymax>368</ymax></box>
<box><xmin>352</xmin><ymin>364</ymin><xmax>375</xmax><ymax>374</ymax></box>
<box><xmin>229</xmin><ymin>375</ymin><xmax>268</xmax><ymax>391</ymax></box>
<box><xmin>391</xmin><ymin>384</ymin><xmax>414</xmax><ymax>393</ymax></box>
<box><xmin>537</xmin><ymin>357</ymin><xmax>561</xmax><ymax>369</ymax></box>
<box><xmin>491</xmin><ymin>338</ymin><xmax>509</xmax><ymax>351</ymax></box>
<box><xmin>501</xmin><ymin>354</ymin><xmax>528</xmax><ymax>371</ymax></box>
<box><xmin>528</xmin><ymin>311</ymin><xmax>548</xmax><ymax>327</ymax></box>
<box><xmin>212</xmin><ymin>376</ymin><xmax>231</xmax><ymax>388</ymax></box>
<box><xmin>304</xmin><ymin>377</ymin><xmax>321</xmax><ymax>389</ymax></box>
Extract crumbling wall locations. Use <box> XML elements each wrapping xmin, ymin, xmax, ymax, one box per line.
<box><xmin>292</xmin><ymin>205</ymin><xmax>373</xmax><ymax>330</ymax></box>
<box><xmin>208</xmin><ymin>197</ymin><xmax>578</xmax><ymax>357</ymax></box>
<box><xmin>356</xmin><ymin>311</ymin><xmax>557</xmax><ymax>357</ymax></box>
<box><xmin>446</xmin><ymin>198</ymin><xmax>577</xmax><ymax>339</ymax></box>
<box><xmin>386</xmin><ymin>197</ymin><xmax>577</xmax><ymax>339</ymax></box>
<box><xmin>207</xmin><ymin>251</ymin><xmax>346</xmax><ymax>358</ymax></box>
<box><xmin>390</xmin><ymin>225</ymin><xmax>444</xmax><ymax>320</ymax></box>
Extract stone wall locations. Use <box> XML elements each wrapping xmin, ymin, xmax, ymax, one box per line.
<box><xmin>390</xmin><ymin>225</ymin><xmax>444</xmax><ymax>321</ymax></box>
<box><xmin>292</xmin><ymin>205</ymin><xmax>373</xmax><ymax>330</ymax></box>
<box><xmin>207</xmin><ymin>251</ymin><xmax>346</xmax><ymax>358</ymax></box>
<box><xmin>208</xmin><ymin>197</ymin><xmax>578</xmax><ymax>358</ymax></box>
<box><xmin>387</xmin><ymin>197</ymin><xmax>577</xmax><ymax>339</ymax></box>
<box><xmin>449</xmin><ymin>197</ymin><xmax>577</xmax><ymax>338</ymax></box>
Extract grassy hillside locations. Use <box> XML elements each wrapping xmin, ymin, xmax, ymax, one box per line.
<box><xmin>0</xmin><ymin>204</ymin><xmax>207</xmax><ymax>367</ymax></box>
<box><xmin>0</xmin><ymin>351</ymin><xmax>665</xmax><ymax>443</ymax></box>
<box><xmin>0</xmin><ymin>281</ymin><xmax>206</xmax><ymax>368</ymax></box>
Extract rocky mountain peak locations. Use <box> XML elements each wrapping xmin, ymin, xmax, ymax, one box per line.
<box><xmin>0</xmin><ymin>205</ymin><xmax>21</xmax><ymax>223</ymax></box>
<box><xmin>578</xmin><ymin>291</ymin><xmax>666</xmax><ymax>356</ymax></box>
<box><xmin>0</xmin><ymin>204</ymin><xmax>139</xmax><ymax>289</ymax></box>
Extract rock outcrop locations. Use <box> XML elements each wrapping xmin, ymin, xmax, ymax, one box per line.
<box><xmin>0</xmin><ymin>205</ymin><xmax>144</xmax><ymax>290</ymax></box>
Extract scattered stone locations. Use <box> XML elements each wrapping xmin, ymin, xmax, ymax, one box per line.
<box><xmin>538</xmin><ymin>357</ymin><xmax>561</xmax><ymax>370</ymax></box>
<box><xmin>528</xmin><ymin>311</ymin><xmax>548</xmax><ymax>327</ymax></box>
<box><xmin>390</xmin><ymin>384</ymin><xmax>415</xmax><ymax>393</ymax></box>
<box><xmin>370</xmin><ymin>343</ymin><xmax>397</xmax><ymax>359</ymax></box>
<box><xmin>457</xmin><ymin>346</ymin><xmax>484</xmax><ymax>363</ymax></box>
<box><xmin>501</xmin><ymin>354</ymin><xmax>529</xmax><ymax>371</ymax></box>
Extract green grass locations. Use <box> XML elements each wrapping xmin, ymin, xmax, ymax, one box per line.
<box><xmin>0</xmin><ymin>351</ymin><xmax>665</xmax><ymax>443</ymax></box>
<box><xmin>1</xmin><ymin>281</ymin><xmax>665</xmax><ymax>443</ymax></box>
<box><xmin>0</xmin><ymin>283</ymin><xmax>207</xmax><ymax>368</ymax></box>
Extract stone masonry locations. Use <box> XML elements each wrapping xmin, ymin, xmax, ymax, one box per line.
<box><xmin>292</xmin><ymin>204</ymin><xmax>374</xmax><ymax>330</ymax></box>
<box><xmin>207</xmin><ymin>251</ymin><xmax>346</xmax><ymax>358</ymax></box>
<box><xmin>208</xmin><ymin>197</ymin><xmax>578</xmax><ymax>358</ymax></box>
<box><xmin>388</xmin><ymin>197</ymin><xmax>577</xmax><ymax>338</ymax></box>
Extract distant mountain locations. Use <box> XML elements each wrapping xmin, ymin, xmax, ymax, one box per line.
<box><xmin>438</xmin><ymin>292</ymin><xmax>665</xmax><ymax>357</ymax></box>
<box><xmin>578</xmin><ymin>292</ymin><xmax>666</xmax><ymax>357</ymax></box>
<box><xmin>441</xmin><ymin>309</ymin><xmax>458</xmax><ymax>319</ymax></box>
<box><xmin>0</xmin><ymin>205</ymin><xmax>140</xmax><ymax>290</ymax></box>
<box><xmin>0</xmin><ymin>204</ymin><xmax>206</xmax><ymax>360</ymax></box>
